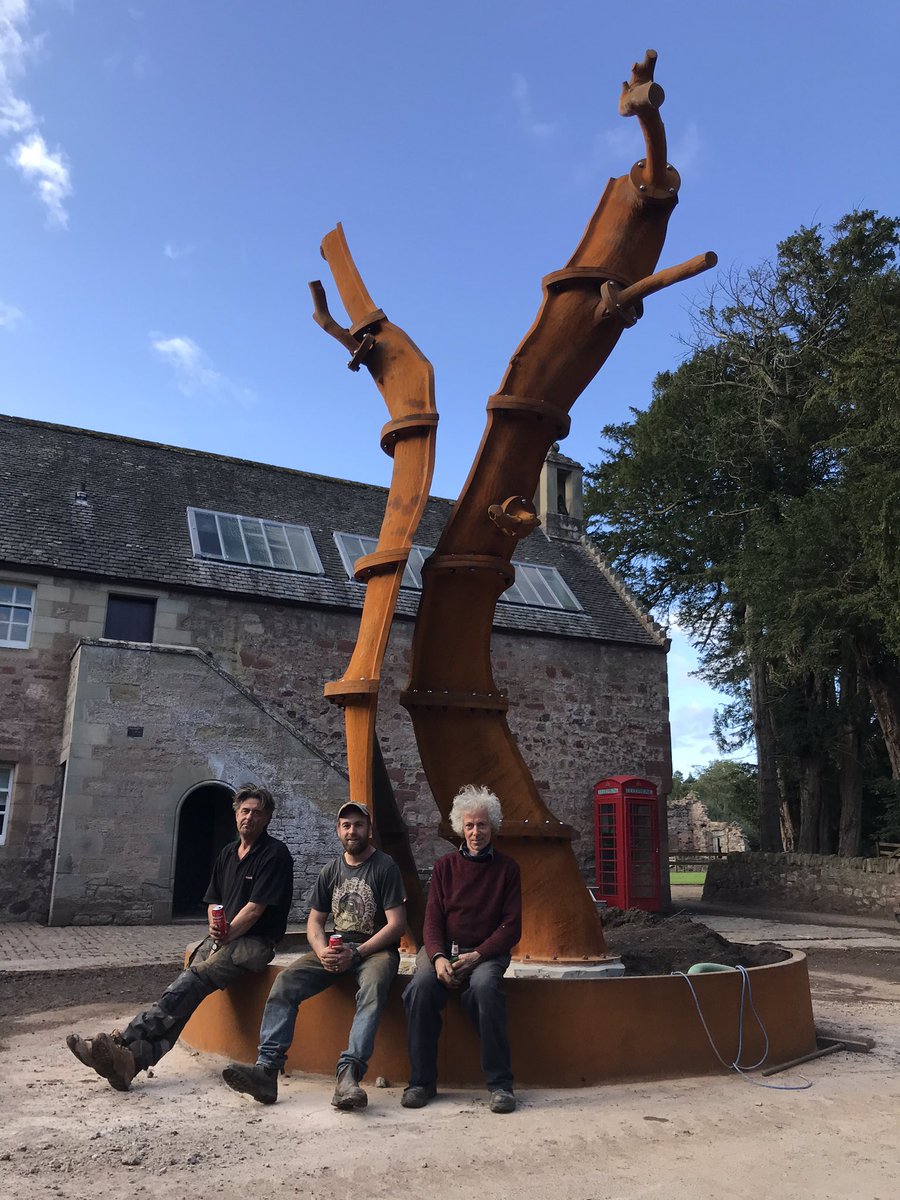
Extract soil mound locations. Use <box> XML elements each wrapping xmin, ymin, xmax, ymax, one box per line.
<box><xmin>599</xmin><ymin>907</ymin><xmax>788</xmax><ymax>976</ymax></box>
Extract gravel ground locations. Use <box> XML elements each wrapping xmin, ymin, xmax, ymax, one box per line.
<box><xmin>1</xmin><ymin>916</ymin><xmax>897</xmax><ymax>1200</ymax></box>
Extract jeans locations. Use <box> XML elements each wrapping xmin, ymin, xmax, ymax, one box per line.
<box><xmin>256</xmin><ymin>948</ymin><xmax>400</xmax><ymax>1077</ymax></box>
<box><xmin>120</xmin><ymin>934</ymin><xmax>275</xmax><ymax>1071</ymax></box>
<box><xmin>403</xmin><ymin>946</ymin><xmax>513</xmax><ymax>1091</ymax></box>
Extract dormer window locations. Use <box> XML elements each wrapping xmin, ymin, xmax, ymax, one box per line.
<box><xmin>333</xmin><ymin>533</ymin><xmax>580</xmax><ymax>611</ymax></box>
<box><xmin>187</xmin><ymin>509</ymin><xmax>323</xmax><ymax>575</ymax></box>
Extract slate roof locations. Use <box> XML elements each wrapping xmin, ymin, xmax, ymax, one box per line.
<box><xmin>0</xmin><ymin>414</ymin><xmax>664</xmax><ymax>647</ymax></box>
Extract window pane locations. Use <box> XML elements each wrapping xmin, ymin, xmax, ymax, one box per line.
<box><xmin>240</xmin><ymin>519</ymin><xmax>272</xmax><ymax>566</ymax></box>
<box><xmin>406</xmin><ymin>546</ymin><xmax>427</xmax><ymax>590</ymax></box>
<box><xmin>536</xmin><ymin>566</ymin><xmax>580</xmax><ymax>611</ymax></box>
<box><xmin>285</xmin><ymin>525</ymin><xmax>321</xmax><ymax>573</ymax></box>
<box><xmin>522</xmin><ymin>565</ymin><xmax>558</xmax><ymax>605</ymax></box>
<box><xmin>0</xmin><ymin>586</ymin><xmax>13</xmax><ymax>603</ymax></box>
<box><xmin>9</xmin><ymin>622</ymin><xmax>29</xmax><ymax>643</ymax></box>
<box><xmin>263</xmin><ymin>523</ymin><xmax>294</xmax><ymax>569</ymax></box>
<box><xmin>215</xmin><ymin>515</ymin><xmax>247</xmax><ymax>562</ymax></box>
<box><xmin>510</xmin><ymin>568</ymin><xmax>542</xmax><ymax>605</ymax></box>
<box><xmin>193</xmin><ymin>510</ymin><xmax>222</xmax><ymax>557</ymax></box>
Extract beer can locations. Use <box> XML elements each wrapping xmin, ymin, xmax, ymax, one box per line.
<box><xmin>211</xmin><ymin>905</ymin><xmax>228</xmax><ymax>938</ymax></box>
<box><xmin>328</xmin><ymin>934</ymin><xmax>343</xmax><ymax>949</ymax></box>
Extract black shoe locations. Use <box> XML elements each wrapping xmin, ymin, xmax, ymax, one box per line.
<box><xmin>331</xmin><ymin>1063</ymin><xmax>367</xmax><ymax>1110</ymax></box>
<box><xmin>222</xmin><ymin>1063</ymin><xmax>278</xmax><ymax>1104</ymax></box>
<box><xmin>489</xmin><ymin>1088</ymin><xmax>516</xmax><ymax>1113</ymax></box>
<box><xmin>401</xmin><ymin>1083</ymin><xmax>437</xmax><ymax>1109</ymax></box>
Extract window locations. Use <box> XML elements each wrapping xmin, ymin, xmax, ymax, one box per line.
<box><xmin>334</xmin><ymin>533</ymin><xmax>428</xmax><ymax>590</ymax></box>
<box><xmin>333</xmin><ymin>533</ymin><xmax>581</xmax><ymax>611</ymax></box>
<box><xmin>503</xmin><ymin>563</ymin><xmax>581</xmax><ymax>611</ymax></box>
<box><xmin>104</xmin><ymin>594</ymin><xmax>157</xmax><ymax>642</ymax></box>
<box><xmin>0</xmin><ymin>764</ymin><xmax>12</xmax><ymax>845</ymax></box>
<box><xmin>187</xmin><ymin>509</ymin><xmax>323</xmax><ymax>575</ymax></box>
<box><xmin>0</xmin><ymin>583</ymin><xmax>35</xmax><ymax>648</ymax></box>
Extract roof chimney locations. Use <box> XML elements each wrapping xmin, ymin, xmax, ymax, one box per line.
<box><xmin>534</xmin><ymin>445</ymin><xmax>584</xmax><ymax>542</ymax></box>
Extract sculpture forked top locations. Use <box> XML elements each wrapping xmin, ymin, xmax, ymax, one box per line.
<box><xmin>619</xmin><ymin>49</ymin><xmax>679</xmax><ymax>201</ymax></box>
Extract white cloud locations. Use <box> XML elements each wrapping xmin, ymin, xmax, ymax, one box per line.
<box><xmin>511</xmin><ymin>73</ymin><xmax>557</xmax><ymax>140</ymax></box>
<box><xmin>0</xmin><ymin>298</ymin><xmax>23</xmax><ymax>329</ymax></box>
<box><xmin>0</xmin><ymin>1</ymin><xmax>73</xmax><ymax>226</ymax></box>
<box><xmin>151</xmin><ymin>334</ymin><xmax>255</xmax><ymax>406</ymax></box>
<box><xmin>163</xmin><ymin>241</ymin><xmax>195</xmax><ymax>261</ymax></box>
<box><xmin>669</xmin><ymin>122</ymin><xmax>701</xmax><ymax>175</ymax></box>
<box><xmin>11</xmin><ymin>131</ymin><xmax>71</xmax><ymax>226</ymax></box>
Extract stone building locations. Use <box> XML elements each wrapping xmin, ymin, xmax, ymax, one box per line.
<box><xmin>667</xmin><ymin>794</ymin><xmax>747</xmax><ymax>856</ymax></box>
<box><xmin>0</xmin><ymin>415</ymin><xmax>672</xmax><ymax>924</ymax></box>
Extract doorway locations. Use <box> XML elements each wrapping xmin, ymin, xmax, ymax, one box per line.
<box><xmin>172</xmin><ymin>783</ymin><xmax>236</xmax><ymax>919</ymax></box>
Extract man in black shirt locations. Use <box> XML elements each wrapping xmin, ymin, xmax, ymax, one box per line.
<box><xmin>223</xmin><ymin>801</ymin><xmax>405</xmax><ymax>1110</ymax></box>
<box><xmin>66</xmin><ymin>783</ymin><xmax>294</xmax><ymax>1092</ymax></box>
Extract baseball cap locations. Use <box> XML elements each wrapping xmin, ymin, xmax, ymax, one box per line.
<box><xmin>337</xmin><ymin>801</ymin><xmax>371</xmax><ymax>821</ymax></box>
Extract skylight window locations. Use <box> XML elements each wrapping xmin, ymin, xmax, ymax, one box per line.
<box><xmin>333</xmin><ymin>533</ymin><xmax>581</xmax><ymax>611</ymax></box>
<box><xmin>188</xmin><ymin>509</ymin><xmax>323</xmax><ymax>574</ymax></box>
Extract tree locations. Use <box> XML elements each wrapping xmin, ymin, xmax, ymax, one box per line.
<box><xmin>691</xmin><ymin>760</ymin><xmax>759</xmax><ymax>847</ymax></box>
<box><xmin>585</xmin><ymin>211</ymin><xmax>900</xmax><ymax>855</ymax></box>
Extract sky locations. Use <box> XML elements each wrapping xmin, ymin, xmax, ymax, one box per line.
<box><xmin>2</xmin><ymin>1</ymin><xmax>898</xmax><ymax>776</ymax></box>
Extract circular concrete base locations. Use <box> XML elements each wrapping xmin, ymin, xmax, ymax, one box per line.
<box><xmin>181</xmin><ymin>950</ymin><xmax>816</xmax><ymax>1087</ymax></box>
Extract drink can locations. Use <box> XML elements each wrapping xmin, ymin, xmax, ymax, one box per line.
<box><xmin>329</xmin><ymin>934</ymin><xmax>343</xmax><ymax>949</ymax></box>
<box><xmin>211</xmin><ymin>905</ymin><xmax>228</xmax><ymax>938</ymax></box>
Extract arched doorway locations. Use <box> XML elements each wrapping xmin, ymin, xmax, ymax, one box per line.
<box><xmin>172</xmin><ymin>782</ymin><xmax>236</xmax><ymax>919</ymax></box>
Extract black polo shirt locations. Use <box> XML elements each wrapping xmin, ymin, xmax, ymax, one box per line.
<box><xmin>203</xmin><ymin>830</ymin><xmax>294</xmax><ymax>943</ymax></box>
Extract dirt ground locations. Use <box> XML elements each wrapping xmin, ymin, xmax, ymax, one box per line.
<box><xmin>2</xmin><ymin>919</ymin><xmax>898</xmax><ymax>1200</ymax></box>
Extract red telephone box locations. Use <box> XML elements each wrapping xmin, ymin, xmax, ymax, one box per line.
<box><xmin>593</xmin><ymin>776</ymin><xmax>661</xmax><ymax>911</ymax></box>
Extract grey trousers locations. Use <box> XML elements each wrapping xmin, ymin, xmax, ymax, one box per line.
<box><xmin>120</xmin><ymin>934</ymin><xmax>275</xmax><ymax>1071</ymax></box>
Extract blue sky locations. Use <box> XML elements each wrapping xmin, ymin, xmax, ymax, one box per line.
<box><xmin>2</xmin><ymin>1</ymin><xmax>898</xmax><ymax>775</ymax></box>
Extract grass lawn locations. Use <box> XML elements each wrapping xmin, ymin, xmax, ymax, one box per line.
<box><xmin>669</xmin><ymin>870</ymin><xmax>707</xmax><ymax>886</ymax></box>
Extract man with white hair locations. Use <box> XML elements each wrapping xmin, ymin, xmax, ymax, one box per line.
<box><xmin>401</xmin><ymin>784</ymin><xmax>521</xmax><ymax>1113</ymax></box>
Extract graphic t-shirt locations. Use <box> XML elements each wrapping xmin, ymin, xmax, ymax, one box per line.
<box><xmin>309</xmin><ymin>848</ymin><xmax>405</xmax><ymax>943</ymax></box>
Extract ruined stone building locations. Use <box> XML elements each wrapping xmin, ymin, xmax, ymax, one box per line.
<box><xmin>0</xmin><ymin>415</ymin><xmax>672</xmax><ymax>924</ymax></box>
<box><xmin>667</xmin><ymin>793</ymin><xmax>747</xmax><ymax>856</ymax></box>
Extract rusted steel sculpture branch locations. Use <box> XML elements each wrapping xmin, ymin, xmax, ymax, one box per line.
<box><xmin>311</xmin><ymin>224</ymin><xmax>438</xmax><ymax>942</ymax></box>
<box><xmin>399</xmin><ymin>50</ymin><xmax>716</xmax><ymax>962</ymax></box>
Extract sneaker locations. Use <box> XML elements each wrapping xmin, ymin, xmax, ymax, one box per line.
<box><xmin>331</xmin><ymin>1063</ymin><xmax>367</xmax><ymax>1110</ymax></box>
<box><xmin>91</xmin><ymin>1031</ymin><xmax>137</xmax><ymax>1092</ymax></box>
<box><xmin>489</xmin><ymin>1088</ymin><xmax>516</xmax><ymax>1114</ymax></box>
<box><xmin>222</xmin><ymin>1063</ymin><xmax>279</xmax><ymax>1105</ymax></box>
<box><xmin>401</xmin><ymin>1083</ymin><xmax>437</xmax><ymax>1109</ymax></box>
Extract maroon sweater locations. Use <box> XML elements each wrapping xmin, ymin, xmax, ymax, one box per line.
<box><xmin>423</xmin><ymin>848</ymin><xmax>521</xmax><ymax>962</ymax></box>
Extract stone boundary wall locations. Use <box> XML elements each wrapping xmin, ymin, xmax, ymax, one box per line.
<box><xmin>703</xmin><ymin>852</ymin><xmax>900</xmax><ymax>920</ymax></box>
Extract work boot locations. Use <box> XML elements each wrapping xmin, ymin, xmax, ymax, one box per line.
<box><xmin>91</xmin><ymin>1031</ymin><xmax>138</xmax><ymax>1092</ymax></box>
<box><xmin>331</xmin><ymin>1063</ymin><xmax>367</xmax><ymax>1110</ymax></box>
<box><xmin>401</xmin><ymin>1083</ymin><xmax>437</xmax><ymax>1109</ymax></box>
<box><xmin>222</xmin><ymin>1063</ymin><xmax>279</xmax><ymax>1105</ymax></box>
<box><xmin>66</xmin><ymin>1032</ymin><xmax>107</xmax><ymax>1075</ymax></box>
<box><xmin>489</xmin><ymin>1088</ymin><xmax>516</xmax><ymax>1114</ymax></box>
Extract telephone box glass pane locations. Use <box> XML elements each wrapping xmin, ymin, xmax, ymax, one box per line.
<box><xmin>597</xmin><ymin>802</ymin><xmax>617</xmax><ymax>896</ymax></box>
<box><xmin>628</xmin><ymin>803</ymin><xmax>656</xmax><ymax>898</ymax></box>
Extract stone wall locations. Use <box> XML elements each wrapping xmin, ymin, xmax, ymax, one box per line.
<box><xmin>50</xmin><ymin>640</ymin><xmax>349</xmax><ymax>924</ymax></box>
<box><xmin>1</xmin><ymin>569</ymin><xmax>671</xmax><ymax>922</ymax></box>
<box><xmin>704</xmin><ymin>852</ymin><xmax>900</xmax><ymax>920</ymax></box>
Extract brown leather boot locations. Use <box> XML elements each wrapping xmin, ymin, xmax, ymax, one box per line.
<box><xmin>331</xmin><ymin>1063</ymin><xmax>367</xmax><ymax>1110</ymax></box>
<box><xmin>91</xmin><ymin>1031</ymin><xmax>138</xmax><ymax>1092</ymax></box>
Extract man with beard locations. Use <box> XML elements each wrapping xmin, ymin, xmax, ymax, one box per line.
<box><xmin>222</xmin><ymin>801</ymin><xmax>406</xmax><ymax>1110</ymax></box>
<box><xmin>66</xmin><ymin>783</ymin><xmax>293</xmax><ymax>1091</ymax></box>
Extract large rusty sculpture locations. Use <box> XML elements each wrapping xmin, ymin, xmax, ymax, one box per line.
<box><xmin>311</xmin><ymin>51</ymin><xmax>716</xmax><ymax>963</ymax></box>
<box><xmin>185</xmin><ymin>50</ymin><xmax>819</xmax><ymax>1085</ymax></box>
